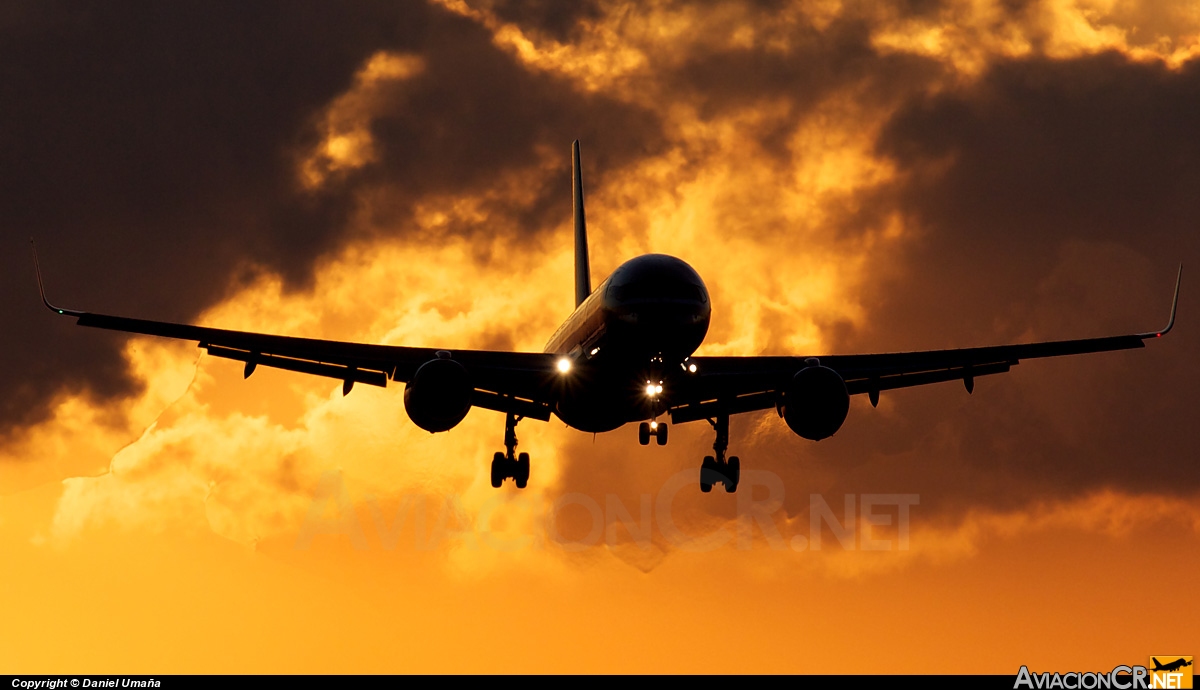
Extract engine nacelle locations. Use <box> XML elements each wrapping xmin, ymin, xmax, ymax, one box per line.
<box><xmin>781</xmin><ymin>365</ymin><xmax>850</xmax><ymax>441</ymax></box>
<box><xmin>403</xmin><ymin>358</ymin><xmax>472</xmax><ymax>433</ymax></box>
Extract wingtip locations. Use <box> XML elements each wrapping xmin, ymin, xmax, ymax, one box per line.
<box><xmin>1142</xmin><ymin>263</ymin><xmax>1181</xmax><ymax>339</ymax></box>
<box><xmin>30</xmin><ymin>239</ymin><xmax>84</xmax><ymax>318</ymax></box>
<box><xmin>1164</xmin><ymin>263</ymin><xmax>1182</xmax><ymax>335</ymax></box>
<box><xmin>30</xmin><ymin>238</ymin><xmax>48</xmax><ymax>304</ymax></box>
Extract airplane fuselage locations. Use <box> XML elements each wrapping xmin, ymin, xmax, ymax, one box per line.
<box><xmin>544</xmin><ymin>253</ymin><xmax>711</xmax><ymax>432</ymax></box>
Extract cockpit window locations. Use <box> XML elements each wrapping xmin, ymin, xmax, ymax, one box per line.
<box><xmin>609</xmin><ymin>276</ymin><xmax>706</xmax><ymax>302</ymax></box>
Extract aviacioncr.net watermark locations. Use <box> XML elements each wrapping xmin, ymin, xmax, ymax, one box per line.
<box><xmin>293</xmin><ymin>468</ymin><xmax>919</xmax><ymax>553</ymax></box>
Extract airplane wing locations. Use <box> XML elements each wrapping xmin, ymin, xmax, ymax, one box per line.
<box><xmin>33</xmin><ymin>244</ymin><xmax>557</xmax><ymax>421</ymax></box>
<box><xmin>670</xmin><ymin>267</ymin><xmax>1181</xmax><ymax>424</ymax></box>
<box><xmin>34</xmin><ymin>240</ymin><xmax>1179</xmax><ymax>430</ymax></box>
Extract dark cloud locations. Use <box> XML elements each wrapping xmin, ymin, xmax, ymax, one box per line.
<box><xmin>551</xmin><ymin>50</ymin><xmax>1200</xmax><ymax>534</ymax></box>
<box><xmin>878</xmin><ymin>52</ymin><xmax>1200</xmax><ymax>265</ymax></box>
<box><xmin>484</xmin><ymin>0</ymin><xmax>606</xmax><ymax>43</ymax></box>
<box><xmin>3</xmin><ymin>1</ymin><xmax>1195</xmax><ymax>532</ymax></box>
<box><xmin>0</xmin><ymin>0</ymin><xmax>662</xmax><ymax>433</ymax></box>
<box><xmin>346</xmin><ymin>18</ymin><xmax>663</xmax><ymax>240</ymax></box>
<box><xmin>670</xmin><ymin>16</ymin><xmax>927</xmax><ymax>120</ymax></box>
<box><xmin>0</xmin><ymin>0</ymin><xmax>415</xmax><ymax>430</ymax></box>
<box><xmin>663</xmin><ymin>12</ymin><xmax>943</xmax><ymax>170</ymax></box>
<box><xmin>797</xmin><ymin>52</ymin><xmax>1200</xmax><ymax>514</ymax></box>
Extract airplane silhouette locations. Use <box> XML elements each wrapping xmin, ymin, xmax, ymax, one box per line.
<box><xmin>34</xmin><ymin>141</ymin><xmax>1182</xmax><ymax>493</ymax></box>
<box><xmin>1152</xmin><ymin>658</ymin><xmax>1193</xmax><ymax>673</ymax></box>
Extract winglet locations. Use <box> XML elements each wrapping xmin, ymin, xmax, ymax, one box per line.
<box><xmin>30</xmin><ymin>239</ymin><xmax>85</xmax><ymax>317</ymax></box>
<box><xmin>1139</xmin><ymin>264</ymin><xmax>1181</xmax><ymax>339</ymax></box>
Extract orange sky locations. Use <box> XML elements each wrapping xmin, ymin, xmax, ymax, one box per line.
<box><xmin>1</xmin><ymin>0</ymin><xmax>1198</xmax><ymax>674</ymax></box>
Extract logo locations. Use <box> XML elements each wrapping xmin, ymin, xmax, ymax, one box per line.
<box><xmin>1014</xmin><ymin>658</ymin><xmax>1192</xmax><ymax>689</ymax></box>
<box><xmin>1150</xmin><ymin>657</ymin><xmax>1192</xmax><ymax>689</ymax></box>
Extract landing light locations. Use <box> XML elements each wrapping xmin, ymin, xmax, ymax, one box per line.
<box><xmin>655</xmin><ymin>384</ymin><xmax>663</xmax><ymax>394</ymax></box>
<box><xmin>557</xmin><ymin>358</ymin><xmax>572</xmax><ymax>373</ymax></box>
<box><xmin>645</xmin><ymin>383</ymin><xmax>656</xmax><ymax>396</ymax></box>
<box><xmin>688</xmin><ymin>363</ymin><xmax>697</xmax><ymax>373</ymax></box>
<box><xmin>650</xmin><ymin>421</ymin><xmax>658</xmax><ymax>430</ymax></box>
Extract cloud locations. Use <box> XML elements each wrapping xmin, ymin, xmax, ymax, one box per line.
<box><xmin>0</xmin><ymin>0</ymin><xmax>661</xmax><ymax>430</ymax></box>
<box><xmin>3</xmin><ymin>0</ymin><xmax>1197</xmax><ymax>569</ymax></box>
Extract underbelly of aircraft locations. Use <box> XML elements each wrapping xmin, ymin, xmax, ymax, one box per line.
<box><xmin>552</xmin><ymin>370</ymin><xmax>659</xmax><ymax>433</ymax></box>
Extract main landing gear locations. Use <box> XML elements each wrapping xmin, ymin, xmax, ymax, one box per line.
<box><xmin>700</xmin><ymin>413</ymin><xmax>739</xmax><ymax>493</ymax></box>
<box><xmin>638</xmin><ymin>420</ymin><xmax>668</xmax><ymax>446</ymax></box>
<box><xmin>490</xmin><ymin>412</ymin><xmax>530</xmax><ymax>489</ymax></box>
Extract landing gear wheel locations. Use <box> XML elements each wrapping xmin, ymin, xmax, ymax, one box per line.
<box><xmin>490</xmin><ymin>451</ymin><xmax>505</xmax><ymax>488</ymax></box>
<box><xmin>700</xmin><ymin>455</ymin><xmax>717</xmax><ymax>493</ymax></box>
<box><xmin>655</xmin><ymin>423</ymin><xmax>668</xmax><ymax>446</ymax></box>
<box><xmin>489</xmin><ymin>412</ymin><xmax>531</xmax><ymax>489</ymax></box>
<box><xmin>701</xmin><ymin>413</ymin><xmax>742</xmax><ymax>494</ymax></box>
<box><xmin>515</xmin><ymin>452</ymin><xmax>530</xmax><ymax>489</ymax></box>
<box><xmin>638</xmin><ymin>422</ymin><xmax>651</xmax><ymax>446</ymax></box>
<box><xmin>724</xmin><ymin>456</ymin><xmax>740</xmax><ymax>493</ymax></box>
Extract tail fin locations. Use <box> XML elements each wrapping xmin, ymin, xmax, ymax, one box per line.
<box><xmin>573</xmin><ymin>140</ymin><xmax>591</xmax><ymax>307</ymax></box>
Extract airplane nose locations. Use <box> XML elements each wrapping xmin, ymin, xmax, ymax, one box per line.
<box><xmin>616</xmin><ymin>301</ymin><xmax>708</xmax><ymax>326</ymax></box>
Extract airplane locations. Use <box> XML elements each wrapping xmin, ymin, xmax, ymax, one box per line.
<box><xmin>34</xmin><ymin>141</ymin><xmax>1181</xmax><ymax>493</ymax></box>
<box><xmin>1152</xmin><ymin>658</ymin><xmax>1192</xmax><ymax>673</ymax></box>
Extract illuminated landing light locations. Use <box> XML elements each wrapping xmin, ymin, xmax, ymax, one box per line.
<box><xmin>655</xmin><ymin>384</ymin><xmax>663</xmax><ymax>394</ymax></box>
<box><xmin>645</xmin><ymin>383</ymin><xmax>657</xmax><ymax>396</ymax></box>
<box><xmin>650</xmin><ymin>421</ymin><xmax>658</xmax><ymax>430</ymax></box>
<box><xmin>557</xmin><ymin>358</ymin><xmax>572</xmax><ymax>373</ymax></box>
<box><xmin>590</xmin><ymin>347</ymin><xmax>600</xmax><ymax>356</ymax></box>
<box><xmin>688</xmin><ymin>363</ymin><xmax>697</xmax><ymax>373</ymax></box>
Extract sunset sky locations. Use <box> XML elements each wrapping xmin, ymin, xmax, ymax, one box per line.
<box><xmin>1</xmin><ymin>0</ymin><xmax>1197</xmax><ymax>674</ymax></box>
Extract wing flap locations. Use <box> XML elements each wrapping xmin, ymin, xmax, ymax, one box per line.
<box><xmin>205</xmin><ymin>345</ymin><xmax>390</xmax><ymax>387</ymax></box>
<box><xmin>679</xmin><ymin>267</ymin><xmax>1177</xmax><ymax>412</ymax></box>
<box><xmin>670</xmin><ymin>391</ymin><xmax>777</xmax><ymax>424</ymax></box>
<box><xmin>65</xmin><ymin>311</ymin><xmax>558</xmax><ymax>402</ymax></box>
<box><xmin>683</xmin><ymin>332</ymin><xmax>1147</xmax><ymax>407</ymax></box>
<box><xmin>844</xmin><ymin>361</ymin><xmax>1012</xmax><ymax>396</ymax></box>
<box><xmin>471</xmin><ymin>389</ymin><xmax>553</xmax><ymax>421</ymax></box>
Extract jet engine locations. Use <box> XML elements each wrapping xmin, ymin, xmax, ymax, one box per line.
<box><xmin>781</xmin><ymin>365</ymin><xmax>850</xmax><ymax>441</ymax></box>
<box><xmin>403</xmin><ymin>358</ymin><xmax>472</xmax><ymax>432</ymax></box>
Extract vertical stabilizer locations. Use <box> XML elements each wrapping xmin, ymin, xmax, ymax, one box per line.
<box><xmin>572</xmin><ymin>140</ymin><xmax>591</xmax><ymax>307</ymax></box>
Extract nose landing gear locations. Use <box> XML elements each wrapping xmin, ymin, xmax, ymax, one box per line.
<box><xmin>638</xmin><ymin>420</ymin><xmax>668</xmax><ymax>446</ymax></box>
<box><xmin>490</xmin><ymin>412</ymin><xmax>530</xmax><ymax>489</ymax></box>
<box><xmin>699</xmin><ymin>413</ymin><xmax>739</xmax><ymax>493</ymax></box>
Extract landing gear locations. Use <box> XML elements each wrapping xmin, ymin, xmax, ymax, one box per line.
<box><xmin>514</xmin><ymin>452</ymin><xmax>530</xmax><ymax>489</ymax></box>
<box><xmin>490</xmin><ymin>413</ymin><xmax>530</xmax><ymax>489</ymax></box>
<box><xmin>725</xmin><ymin>456</ymin><xmax>740</xmax><ymax>494</ymax></box>
<box><xmin>490</xmin><ymin>451</ymin><xmax>505</xmax><ymax>488</ymax></box>
<box><xmin>700</xmin><ymin>413</ymin><xmax>740</xmax><ymax>492</ymax></box>
<box><xmin>638</xmin><ymin>421</ymin><xmax>668</xmax><ymax>446</ymax></box>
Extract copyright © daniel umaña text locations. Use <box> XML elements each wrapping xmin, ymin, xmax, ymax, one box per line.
<box><xmin>12</xmin><ymin>681</ymin><xmax>160</xmax><ymax>689</ymax></box>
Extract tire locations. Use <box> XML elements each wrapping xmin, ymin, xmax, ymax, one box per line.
<box><xmin>656</xmin><ymin>423</ymin><xmax>668</xmax><ymax>446</ymax></box>
<box><xmin>490</xmin><ymin>451</ymin><xmax>505</xmax><ymax>488</ymax></box>
<box><xmin>638</xmin><ymin>422</ymin><xmax>650</xmax><ymax>446</ymax></box>
<box><xmin>724</xmin><ymin>456</ymin><xmax>740</xmax><ymax>493</ymax></box>
<box><xmin>515</xmin><ymin>452</ymin><xmax>530</xmax><ymax>489</ymax></box>
<box><xmin>700</xmin><ymin>455</ymin><xmax>718</xmax><ymax>493</ymax></box>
